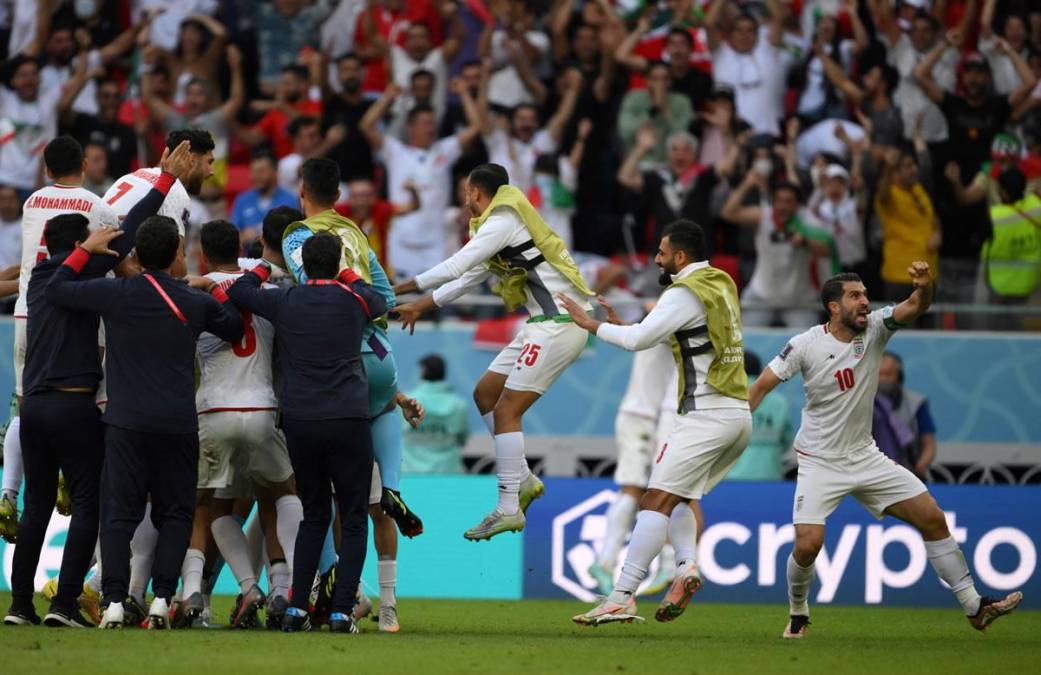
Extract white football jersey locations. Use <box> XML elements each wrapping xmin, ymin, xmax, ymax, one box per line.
<box><xmin>195</xmin><ymin>271</ymin><xmax>278</xmax><ymax>411</ymax></box>
<box><xmin>102</xmin><ymin>167</ymin><xmax>190</xmax><ymax>236</ymax></box>
<box><xmin>16</xmin><ymin>184</ymin><xmax>118</xmax><ymax>316</ymax></box>
<box><xmin>618</xmin><ymin>341</ymin><xmax>675</xmax><ymax>420</ymax></box>
<box><xmin>767</xmin><ymin>308</ymin><xmax>898</xmax><ymax>459</ymax></box>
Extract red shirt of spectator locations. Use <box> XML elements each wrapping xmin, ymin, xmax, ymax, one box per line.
<box><xmin>251</xmin><ymin>65</ymin><xmax>323</xmax><ymax>158</ymax></box>
<box><xmin>354</xmin><ymin>0</ymin><xmax>443</xmax><ymax>95</ymax></box>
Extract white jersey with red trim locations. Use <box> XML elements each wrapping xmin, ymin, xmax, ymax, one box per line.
<box><xmin>195</xmin><ymin>271</ymin><xmax>278</xmax><ymax>412</ymax></box>
<box><xmin>16</xmin><ymin>184</ymin><xmax>118</xmax><ymax>316</ymax></box>
<box><xmin>102</xmin><ymin>167</ymin><xmax>190</xmax><ymax>236</ymax></box>
<box><xmin>767</xmin><ymin>308</ymin><xmax>899</xmax><ymax>459</ymax></box>
<box><xmin>618</xmin><ymin>341</ymin><xmax>674</xmax><ymax>420</ymax></box>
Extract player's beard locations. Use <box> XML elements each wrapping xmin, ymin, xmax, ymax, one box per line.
<box><xmin>658</xmin><ymin>259</ymin><xmax>678</xmax><ymax>286</ymax></box>
<box><xmin>840</xmin><ymin>306</ymin><xmax>867</xmax><ymax>334</ymax></box>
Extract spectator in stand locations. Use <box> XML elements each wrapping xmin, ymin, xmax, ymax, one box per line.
<box><xmin>817</xmin><ymin>47</ymin><xmax>905</xmax><ymax>150</ymax></box>
<box><xmin>791</xmin><ymin>12</ymin><xmax>868</xmax><ymax>126</ymax></box>
<box><xmin>874</xmin><ymin>145</ymin><xmax>941</xmax><ymax>301</ymax></box>
<box><xmin>353</xmin><ymin>0</ymin><xmax>444</xmax><ymax>98</ymax></box>
<box><xmin>321</xmin><ymin>53</ymin><xmax>375</xmax><ymax>183</ymax></box>
<box><xmin>726</xmin><ymin>351</ymin><xmax>790</xmax><ymax>482</ymax></box>
<box><xmin>66</xmin><ymin>79</ymin><xmax>138</xmax><ymax>178</ymax></box>
<box><xmin>0</xmin><ymin>185</ymin><xmax>20</xmax><ymax>274</ymax></box>
<box><xmin>278</xmin><ymin>116</ymin><xmax>322</xmax><ymax>195</ymax></box>
<box><xmin>40</xmin><ymin>21</ymin><xmax>140</xmax><ymax>117</ymax></box>
<box><xmin>877</xmin><ymin>351</ymin><xmax>938</xmax><ymax>480</ymax></box>
<box><xmin>239</xmin><ymin>57</ymin><xmax>324</xmax><ymax>160</ymax></box>
<box><xmin>944</xmin><ymin>132</ymin><xmax>1034</xmax><ymax>207</ymax></box>
<box><xmin>82</xmin><ymin>142</ymin><xmax>113</xmax><ymax>197</ymax></box>
<box><xmin>230</xmin><ymin>153</ymin><xmax>300</xmax><ymax>245</ymax></box>
<box><xmin>618</xmin><ymin>125</ymin><xmax>739</xmax><ymax>257</ymax></box>
<box><xmin>617</xmin><ymin>61</ymin><xmax>694</xmax><ymax>167</ymax></box>
<box><xmin>480</xmin><ymin>0</ymin><xmax>552</xmax><ymax>108</ymax></box>
<box><xmin>145</xmin><ymin>45</ymin><xmax>245</xmax><ymax>187</ymax></box>
<box><xmin>401</xmin><ymin>354</ymin><xmax>468</xmax><ymax>475</ymax></box>
<box><xmin>807</xmin><ymin>163</ymin><xmax>867</xmax><ymax>274</ymax></box>
<box><xmin>143</xmin><ymin>13</ymin><xmax>227</xmax><ymax>107</ymax></box>
<box><xmin>440</xmin><ymin>62</ymin><xmax>489</xmax><ymax>174</ymax></box>
<box><xmin>722</xmin><ymin>175</ymin><xmax>831</xmax><ymax>327</ymax></box>
<box><xmin>980</xmin><ymin>1</ymin><xmax>1031</xmax><ymax>95</ymax></box>
<box><xmin>120</xmin><ymin>61</ymin><xmax>173</xmax><ymax>167</ymax></box>
<box><xmin>388</xmin><ymin>19</ymin><xmax>463</xmax><ymax>121</ymax></box>
<box><xmin>387</xmin><ymin>69</ymin><xmax>441</xmax><ymax>141</ymax></box>
<box><xmin>0</xmin><ymin>54</ymin><xmax>91</xmax><ymax>194</ymax></box>
<box><xmin>335</xmin><ymin>176</ymin><xmax>419</xmax><ymax>276</ymax></box>
<box><xmin>360</xmin><ymin>82</ymin><xmax>480</xmax><ymax>280</ymax></box>
<box><xmin>703</xmin><ymin>0</ymin><xmax>793</xmax><ymax>135</ymax></box>
<box><xmin>980</xmin><ymin>167</ymin><xmax>1041</xmax><ymax>312</ymax></box>
<box><xmin>615</xmin><ymin>21</ymin><xmax>713</xmax><ymax>113</ymax></box>
<box><xmin>254</xmin><ymin>0</ymin><xmax>321</xmax><ymax>96</ymax></box>
<box><xmin>479</xmin><ymin>68</ymin><xmax>582</xmax><ymax>195</ymax></box>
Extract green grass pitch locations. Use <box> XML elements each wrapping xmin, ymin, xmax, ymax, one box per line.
<box><xmin>1</xmin><ymin>593</ymin><xmax>1038</xmax><ymax>674</ymax></box>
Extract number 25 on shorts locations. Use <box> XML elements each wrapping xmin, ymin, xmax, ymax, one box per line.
<box><xmin>517</xmin><ymin>343</ymin><xmax>541</xmax><ymax>367</ymax></box>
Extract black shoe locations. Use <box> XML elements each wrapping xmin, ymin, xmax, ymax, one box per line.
<box><xmin>173</xmin><ymin>592</ymin><xmax>203</xmax><ymax>629</ymax></box>
<box><xmin>123</xmin><ymin>595</ymin><xmax>146</xmax><ymax>628</ymax></box>
<box><xmin>230</xmin><ymin>585</ymin><xmax>265</xmax><ymax>629</ymax></box>
<box><xmin>311</xmin><ymin>567</ymin><xmax>336</xmax><ymax>628</ymax></box>
<box><xmin>328</xmin><ymin>613</ymin><xmax>359</xmax><ymax>634</ymax></box>
<box><xmin>44</xmin><ymin>604</ymin><xmax>94</xmax><ymax>628</ymax></box>
<box><xmin>4</xmin><ymin>603</ymin><xmax>41</xmax><ymax>626</ymax></box>
<box><xmin>381</xmin><ymin>488</ymin><xmax>423</xmax><ymax>538</ymax></box>
<box><xmin>281</xmin><ymin>608</ymin><xmax>312</xmax><ymax>633</ymax></box>
<box><xmin>266</xmin><ymin>595</ymin><xmax>288</xmax><ymax>630</ymax></box>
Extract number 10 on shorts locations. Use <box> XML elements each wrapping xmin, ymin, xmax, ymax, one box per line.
<box><xmin>517</xmin><ymin>343</ymin><xmax>541</xmax><ymax>367</ymax></box>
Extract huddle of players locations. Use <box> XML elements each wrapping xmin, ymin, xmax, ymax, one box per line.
<box><xmin>0</xmin><ymin>126</ymin><xmax>1024</xmax><ymax>637</ymax></box>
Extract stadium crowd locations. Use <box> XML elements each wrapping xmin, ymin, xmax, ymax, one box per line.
<box><xmin>1</xmin><ymin>0</ymin><xmax>1041</xmax><ymax>326</ymax></box>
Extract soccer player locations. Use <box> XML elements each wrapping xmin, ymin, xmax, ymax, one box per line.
<box><xmin>183</xmin><ymin>219</ymin><xmax>303</xmax><ymax>629</ymax></box>
<box><xmin>558</xmin><ymin>219</ymin><xmax>751</xmax><ymax>626</ymax></box>
<box><xmin>748</xmin><ymin>265</ymin><xmax>1023</xmax><ymax>638</ymax></box>
<box><xmin>0</xmin><ymin>136</ymin><xmax>118</xmax><ymax>544</ymax></box>
<box><xmin>225</xmin><ymin>234</ymin><xmax>387</xmax><ymax>634</ymax></box>
<box><xmin>393</xmin><ymin>163</ymin><xmax>596</xmax><ymax>540</ymax></box>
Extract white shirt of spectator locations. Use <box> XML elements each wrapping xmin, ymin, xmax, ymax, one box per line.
<box><xmin>618</xmin><ymin>341</ymin><xmax>675</xmax><ymax>420</ymax></box>
<box><xmin>379</xmin><ymin>135</ymin><xmax>463</xmax><ymax>279</ymax></box>
<box><xmin>767</xmin><ymin>308</ymin><xmax>897</xmax><ymax>459</ymax></box>
<box><xmin>484</xmin><ymin>127</ymin><xmax>558</xmax><ymax>197</ymax></box>
<box><xmin>795</xmin><ymin>119</ymin><xmax>865</xmax><ymax>168</ymax></box>
<box><xmin>0</xmin><ymin>85</ymin><xmax>63</xmax><ymax>190</ymax></box>
<box><xmin>885</xmin><ymin>33</ymin><xmax>957</xmax><ymax>143</ymax></box>
<box><xmin>16</xmin><ymin>184</ymin><xmax>118</xmax><ymax>316</ymax></box>
<box><xmin>278</xmin><ymin>152</ymin><xmax>304</xmax><ymax>194</ymax></box>
<box><xmin>711</xmin><ymin>25</ymin><xmax>793</xmax><ymax>135</ymax></box>
<box><xmin>808</xmin><ymin>190</ymin><xmax>865</xmax><ymax>267</ymax></box>
<box><xmin>978</xmin><ymin>35</ymin><xmax>1026</xmax><ymax>96</ymax></box>
<box><xmin>391</xmin><ymin>45</ymin><xmax>447</xmax><ymax>118</ymax></box>
<box><xmin>138</xmin><ymin>0</ymin><xmax>219</xmax><ymax>52</ymax></box>
<box><xmin>0</xmin><ymin>215</ymin><xmax>21</xmax><ymax>271</ymax></box>
<box><xmin>743</xmin><ymin>203</ymin><xmax>816</xmax><ymax>308</ymax></box>
<box><xmin>40</xmin><ymin>50</ymin><xmax>102</xmax><ymax>117</ymax></box>
<box><xmin>487</xmin><ymin>29</ymin><xmax>550</xmax><ymax>108</ymax></box>
<box><xmin>103</xmin><ymin>167</ymin><xmax>191</xmax><ymax>237</ymax></box>
<box><xmin>796</xmin><ymin>40</ymin><xmax>856</xmax><ymax>116</ymax></box>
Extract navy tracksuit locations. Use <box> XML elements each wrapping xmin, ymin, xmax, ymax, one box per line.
<box><xmin>47</xmin><ymin>245</ymin><xmax>242</xmax><ymax>604</ymax></box>
<box><xmin>227</xmin><ymin>263</ymin><xmax>385</xmax><ymax>616</ymax></box>
<box><xmin>10</xmin><ymin>173</ymin><xmax>179</xmax><ymax>613</ymax></box>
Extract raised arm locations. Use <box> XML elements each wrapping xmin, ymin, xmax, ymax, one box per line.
<box><xmin>872</xmin><ymin>0</ymin><xmax>903</xmax><ymax>46</ymax></box>
<box><xmin>765</xmin><ymin>0</ymin><xmax>788</xmax><ymax>49</ymax></box>
<box><xmin>219</xmin><ymin>44</ymin><xmax>246</xmax><ymax>121</ymax></box>
<box><xmin>506</xmin><ymin>38</ymin><xmax>548</xmax><ymax>105</ymax></box>
<box><xmin>614</xmin><ymin>16</ymin><xmax>651</xmax><ymax>73</ymax></box>
<box><xmin>57</xmin><ymin>32</ymin><xmax>94</xmax><ymax>115</ymax></box>
<box><xmin>721</xmin><ymin>172</ymin><xmax>766</xmax><ymax>228</ymax></box>
<box><xmin>359</xmin><ymin>84</ymin><xmax>402</xmax><ymax>151</ymax></box>
<box><xmin>998</xmin><ymin>38</ymin><xmax>1039</xmax><ymax>108</ymax></box>
<box><xmin>979</xmin><ymin>0</ymin><xmax>996</xmax><ymax>41</ymax></box>
<box><xmin>912</xmin><ymin>37</ymin><xmax>952</xmax><ymax>104</ymax></box>
<box><xmin>616</xmin><ymin>126</ymin><xmax>656</xmax><ymax>192</ymax></box>
<box><xmin>549</xmin><ymin>0</ymin><xmax>575</xmax><ymax>64</ymax></box>
<box><xmin>891</xmin><ymin>261</ymin><xmax>934</xmax><ymax>325</ymax></box>
<box><xmin>545</xmin><ymin>69</ymin><xmax>583</xmax><ymax>145</ymax></box>
<box><xmin>818</xmin><ymin>46</ymin><xmax>864</xmax><ymax>105</ymax></box>
<box><xmin>703</xmin><ymin>0</ymin><xmax>726</xmax><ymax>52</ymax></box>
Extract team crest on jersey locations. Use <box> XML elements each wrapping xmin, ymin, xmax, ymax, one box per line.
<box><xmin>853</xmin><ymin>337</ymin><xmax>864</xmax><ymax>359</ymax></box>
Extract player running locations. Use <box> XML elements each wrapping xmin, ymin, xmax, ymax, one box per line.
<box><xmin>393</xmin><ymin>163</ymin><xmax>596</xmax><ymax>540</ymax></box>
<box><xmin>748</xmin><ymin>265</ymin><xmax>1023</xmax><ymax>639</ymax></box>
<box><xmin>558</xmin><ymin>219</ymin><xmax>751</xmax><ymax>626</ymax></box>
<box><xmin>0</xmin><ymin>136</ymin><xmax>118</xmax><ymax>543</ymax></box>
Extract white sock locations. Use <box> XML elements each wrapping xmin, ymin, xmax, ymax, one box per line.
<box><xmin>180</xmin><ymin>548</ymin><xmax>205</xmax><ymax>598</ymax></box>
<box><xmin>481</xmin><ymin>411</ymin><xmax>495</xmax><ymax>435</ymax></box>
<box><xmin>926</xmin><ymin>536</ymin><xmax>981</xmax><ymax>615</ymax></box>
<box><xmin>610</xmin><ymin>510</ymin><xmax>669</xmax><ymax>601</ymax></box>
<box><xmin>86</xmin><ymin>540</ymin><xmax>103</xmax><ymax>593</ymax></box>
<box><xmin>268</xmin><ymin>561</ymin><xmax>291</xmax><ymax>600</ymax></box>
<box><xmin>493</xmin><ymin>432</ymin><xmax>527</xmax><ymax>515</ymax></box>
<box><xmin>378</xmin><ymin>557</ymin><xmax>397</xmax><ymax>607</ymax></box>
<box><xmin>275</xmin><ymin>495</ymin><xmax>302</xmax><ymax>570</ymax></box>
<box><xmin>787</xmin><ymin>553</ymin><xmax>815</xmax><ymax>617</ymax></box>
<box><xmin>1</xmin><ymin>416</ymin><xmax>22</xmax><ymax>501</ymax></box>
<box><xmin>598</xmin><ymin>492</ymin><xmax>639</xmax><ymax>570</ymax></box>
<box><xmin>129</xmin><ymin>504</ymin><xmax>159</xmax><ymax>602</ymax></box>
<box><xmin>668</xmin><ymin>503</ymin><xmax>698</xmax><ymax>569</ymax></box>
<box><xmin>245</xmin><ymin>513</ymin><xmax>265</xmax><ymax>580</ymax></box>
<box><xmin>211</xmin><ymin>515</ymin><xmax>258</xmax><ymax>594</ymax></box>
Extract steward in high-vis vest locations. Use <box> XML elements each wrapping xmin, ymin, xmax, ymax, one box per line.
<box><xmin>558</xmin><ymin>218</ymin><xmax>753</xmax><ymax>628</ymax></box>
<box><xmin>392</xmin><ymin>163</ymin><xmax>594</xmax><ymax>543</ymax></box>
<box><xmin>983</xmin><ymin>168</ymin><xmax>1041</xmax><ymax>299</ymax></box>
<box><xmin>281</xmin><ymin>156</ymin><xmax>425</xmax><ymax>541</ymax></box>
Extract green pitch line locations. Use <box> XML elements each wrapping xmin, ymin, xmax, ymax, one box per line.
<box><xmin>1</xmin><ymin>594</ymin><xmax>1038</xmax><ymax>674</ymax></box>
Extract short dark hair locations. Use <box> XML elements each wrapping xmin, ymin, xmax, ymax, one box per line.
<box><xmin>200</xmin><ymin>219</ymin><xmax>241</xmax><ymax>266</ymax></box>
<box><xmin>647</xmin><ymin>60</ymin><xmax>671</xmax><ymax>76</ymax></box>
<box><xmin>667</xmin><ymin>28</ymin><xmax>693</xmax><ymax>48</ymax></box>
<box><xmin>281</xmin><ymin>64</ymin><xmax>309</xmax><ymax>80</ymax></box>
<box><xmin>262</xmin><ymin>205</ymin><xmax>303</xmax><ymax>247</ymax></box>
<box><xmin>410</xmin><ymin>68</ymin><xmax>435</xmax><ymax>84</ymax></box>
<box><xmin>250</xmin><ymin>151</ymin><xmax>277</xmax><ymax>167</ymax></box>
<box><xmin>734</xmin><ymin>12</ymin><xmax>758</xmax><ymax>29</ymax></box>
<box><xmin>511</xmin><ymin>103</ymin><xmax>539</xmax><ymax>120</ymax></box>
<box><xmin>135</xmin><ymin>216</ymin><xmax>181</xmax><ymax>270</ymax></box>
<box><xmin>820</xmin><ymin>272</ymin><xmax>863</xmax><ymax>313</ymax></box>
<box><xmin>301</xmin><ymin>157</ymin><xmax>340</xmax><ymax>205</ymax></box>
<box><xmin>999</xmin><ymin>167</ymin><xmax>1027</xmax><ymax>203</ymax></box>
<box><xmin>44</xmin><ymin>136</ymin><xmax>84</xmax><ymax>178</ymax></box>
<box><xmin>406</xmin><ymin>103</ymin><xmax>435</xmax><ymax>125</ymax></box>
<box><xmin>882</xmin><ymin>350</ymin><xmax>905</xmax><ymax>383</ymax></box>
<box><xmin>468</xmin><ymin>163</ymin><xmax>509</xmax><ymax>198</ymax></box>
<box><xmin>880</xmin><ymin>63</ymin><xmax>900</xmax><ymax>94</ymax></box>
<box><xmin>420</xmin><ymin>354</ymin><xmax>446</xmax><ymax>381</ymax></box>
<box><xmin>336</xmin><ymin>52</ymin><xmax>362</xmax><ymax>67</ymax></box>
<box><xmin>287</xmin><ymin>115</ymin><xmax>318</xmax><ymax>138</ymax></box>
<box><xmin>661</xmin><ymin>219</ymin><xmax>706</xmax><ymax>262</ymax></box>
<box><xmin>44</xmin><ymin>214</ymin><xmax>89</xmax><ymax>255</ymax></box>
<box><xmin>743</xmin><ymin>350</ymin><xmax>762</xmax><ymax>377</ymax></box>
<box><xmin>166</xmin><ymin>128</ymin><xmax>215</xmax><ymax>155</ymax></box>
<box><xmin>773</xmin><ymin>181</ymin><xmax>801</xmax><ymax>201</ymax></box>
<box><xmin>302</xmin><ymin>232</ymin><xmax>341</xmax><ymax>280</ymax></box>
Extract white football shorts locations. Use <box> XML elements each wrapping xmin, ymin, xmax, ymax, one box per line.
<box><xmin>487</xmin><ymin>320</ymin><xmax>587</xmax><ymax>394</ymax></box>
<box><xmin>648</xmin><ymin>408</ymin><xmax>752</xmax><ymax>500</ymax></box>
